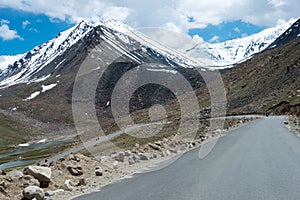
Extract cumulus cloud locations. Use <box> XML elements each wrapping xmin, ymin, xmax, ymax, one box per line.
<box><xmin>0</xmin><ymin>21</ymin><xmax>23</xmax><ymax>41</ymax></box>
<box><xmin>209</xmin><ymin>35</ymin><xmax>219</xmax><ymax>43</ymax></box>
<box><xmin>0</xmin><ymin>1</ymin><xmax>299</xmax><ymax>29</ymax></box>
<box><xmin>0</xmin><ymin>0</ymin><xmax>299</xmax><ymax>42</ymax></box>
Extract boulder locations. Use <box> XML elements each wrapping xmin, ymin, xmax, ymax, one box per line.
<box><xmin>23</xmin><ymin>186</ymin><xmax>44</xmax><ymax>200</ymax></box>
<box><xmin>124</xmin><ymin>151</ymin><xmax>131</xmax><ymax>156</ymax></box>
<box><xmin>138</xmin><ymin>154</ymin><xmax>149</xmax><ymax>161</ymax></box>
<box><xmin>165</xmin><ymin>150</ymin><xmax>172</xmax><ymax>156</ymax></box>
<box><xmin>132</xmin><ymin>154</ymin><xmax>140</xmax><ymax>162</ymax></box>
<box><xmin>67</xmin><ymin>166</ymin><xmax>83</xmax><ymax>176</ymax></box>
<box><xmin>112</xmin><ymin>152</ymin><xmax>125</xmax><ymax>162</ymax></box>
<box><xmin>100</xmin><ymin>156</ymin><xmax>107</xmax><ymax>162</ymax></box>
<box><xmin>148</xmin><ymin>143</ymin><xmax>161</xmax><ymax>151</ymax></box>
<box><xmin>68</xmin><ymin>155</ymin><xmax>80</xmax><ymax>162</ymax></box>
<box><xmin>21</xmin><ymin>175</ymin><xmax>40</xmax><ymax>188</ymax></box>
<box><xmin>128</xmin><ymin>157</ymin><xmax>135</xmax><ymax>165</ymax></box>
<box><xmin>64</xmin><ymin>180</ymin><xmax>74</xmax><ymax>191</ymax></box>
<box><xmin>112</xmin><ymin>161</ymin><xmax>119</xmax><ymax>170</ymax></box>
<box><xmin>169</xmin><ymin>148</ymin><xmax>177</xmax><ymax>154</ymax></box>
<box><xmin>78</xmin><ymin>178</ymin><xmax>86</xmax><ymax>186</ymax></box>
<box><xmin>95</xmin><ymin>166</ymin><xmax>103</xmax><ymax>176</ymax></box>
<box><xmin>23</xmin><ymin>166</ymin><xmax>51</xmax><ymax>183</ymax></box>
<box><xmin>8</xmin><ymin>170</ymin><xmax>23</xmax><ymax>179</ymax></box>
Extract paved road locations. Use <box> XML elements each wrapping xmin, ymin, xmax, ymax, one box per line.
<box><xmin>74</xmin><ymin>116</ymin><xmax>300</xmax><ymax>200</ymax></box>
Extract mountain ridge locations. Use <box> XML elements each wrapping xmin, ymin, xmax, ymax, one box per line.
<box><xmin>188</xmin><ymin>18</ymin><xmax>299</xmax><ymax>66</ymax></box>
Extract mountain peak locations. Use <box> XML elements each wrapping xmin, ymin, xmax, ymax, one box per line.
<box><xmin>189</xmin><ymin>18</ymin><xmax>299</xmax><ymax>66</ymax></box>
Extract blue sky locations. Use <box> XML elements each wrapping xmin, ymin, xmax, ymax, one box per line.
<box><xmin>0</xmin><ymin>1</ymin><xmax>299</xmax><ymax>55</ymax></box>
<box><xmin>0</xmin><ymin>8</ymin><xmax>74</xmax><ymax>55</ymax></box>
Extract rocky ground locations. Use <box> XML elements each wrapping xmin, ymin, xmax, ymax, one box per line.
<box><xmin>0</xmin><ymin>117</ymin><xmax>257</xmax><ymax>200</ymax></box>
<box><xmin>288</xmin><ymin>115</ymin><xmax>300</xmax><ymax>135</ymax></box>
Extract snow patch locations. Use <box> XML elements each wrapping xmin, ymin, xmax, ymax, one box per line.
<box><xmin>18</xmin><ymin>143</ymin><xmax>30</xmax><ymax>147</ymax></box>
<box><xmin>42</xmin><ymin>83</ymin><xmax>57</xmax><ymax>92</ymax></box>
<box><xmin>24</xmin><ymin>91</ymin><xmax>41</xmax><ymax>101</ymax></box>
<box><xmin>146</xmin><ymin>68</ymin><xmax>178</xmax><ymax>74</ymax></box>
<box><xmin>37</xmin><ymin>139</ymin><xmax>46</xmax><ymax>143</ymax></box>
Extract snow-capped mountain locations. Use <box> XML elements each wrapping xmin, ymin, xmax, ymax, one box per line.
<box><xmin>0</xmin><ymin>17</ymin><xmax>299</xmax><ymax>88</ymax></box>
<box><xmin>0</xmin><ymin>21</ymin><xmax>94</xmax><ymax>87</ymax></box>
<box><xmin>188</xmin><ymin>18</ymin><xmax>299</xmax><ymax>66</ymax></box>
<box><xmin>0</xmin><ymin>54</ymin><xmax>25</xmax><ymax>71</ymax></box>
<box><xmin>0</xmin><ymin>20</ymin><xmax>214</xmax><ymax>88</ymax></box>
<box><xmin>267</xmin><ymin>18</ymin><xmax>300</xmax><ymax>49</ymax></box>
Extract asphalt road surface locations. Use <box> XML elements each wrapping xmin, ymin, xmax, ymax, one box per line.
<box><xmin>74</xmin><ymin>116</ymin><xmax>300</xmax><ymax>200</ymax></box>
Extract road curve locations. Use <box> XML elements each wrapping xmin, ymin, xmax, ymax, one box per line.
<box><xmin>73</xmin><ymin>116</ymin><xmax>300</xmax><ymax>200</ymax></box>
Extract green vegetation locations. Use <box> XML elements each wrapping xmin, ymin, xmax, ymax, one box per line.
<box><xmin>0</xmin><ymin>113</ymin><xmax>32</xmax><ymax>146</ymax></box>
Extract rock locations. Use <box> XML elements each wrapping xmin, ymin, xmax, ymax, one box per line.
<box><xmin>132</xmin><ymin>154</ymin><xmax>140</xmax><ymax>162</ymax></box>
<box><xmin>112</xmin><ymin>152</ymin><xmax>125</xmax><ymax>162</ymax></box>
<box><xmin>148</xmin><ymin>143</ymin><xmax>161</xmax><ymax>151</ymax></box>
<box><xmin>78</xmin><ymin>178</ymin><xmax>86</xmax><ymax>186</ymax></box>
<box><xmin>165</xmin><ymin>150</ymin><xmax>171</xmax><ymax>156</ymax></box>
<box><xmin>67</xmin><ymin>166</ymin><xmax>83</xmax><ymax>176</ymax></box>
<box><xmin>95</xmin><ymin>167</ymin><xmax>103</xmax><ymax>176</ymax></box>
<box><xmin>124</xmin><ymin>151</ymin><xmax>131</xmax><ymax>156</ymax></box>
<box><xmin>23</xmin><ymin>186</ymin><xmax>45</xmax><ymax>200</ymax></box>
<box><xmin>135</xmin><ymin>143</ymin><xmax>140</xmax><ymax>148</ymax></box>
<box><xmin>64</xmin><ymin>180</ymin><xmax>74</xmax><ymax>191</ymax></box>
<box><xmin>154</xmin><ymin>141</ymin><xmax>163</xmax><ymax>146</ymax></box>
<box><xmin>23</xmin><ymin>166</ymin><xmax>52</xmax><ymax>183</ymax></box>
<box><xmin>9</xmin><ymin>170</ymin><xmax>23</xmax><ymax>179</ymax></box>
<box><xmin>112</xmin><ymin>161</ymin><xmax>119</xmax><ymax>170</ymax></box>
<box><xmin>68</xmin><ymin>155</ymin><xmax>81</xmax><ymax>162</ymax></box>
<box><xmin>21</xmin><ymin>175</ymin><xmax>40</xmax><ymax>188</ymax></box>
<box><xmin>100</xmin><ymin>156</ymin><xmax>107</xmax><ymax>162</ymax></box>
<box><xmin>128</xmin><ymin>157</ymin><xmax>135</xmax><ymax>165</ymax></box>
<box><xmin>138</xmin><ymin>154</ymin><xmax>149</xmax><ymax>161</ymax></box>
<box><xmin>45</xmin><ymin>189</ymin><xmax>64</xmax><ymax>197</ymax></box>
<box><xmin>58</xmin><ymin>171</ymin><xmax>64</xmax><ymax>176</ymax></box>
<box><xmin>169</xmin><ymin>148</ymin><xmax>177</xmax><ymax>154</ymax></box>
<box><xmin>1</xmin><ymin>170</ymin><xmax>6</xmax><ymax>176</ymax></box>
<box><xmin>152</xmin><ymin>154</ymin><xmax>158</xmax><ymax>159</ymax></box>
<box><xmin>0</xmin><ymin>185</ymin><xmax>7</xmax><ymax>196</ymax></box>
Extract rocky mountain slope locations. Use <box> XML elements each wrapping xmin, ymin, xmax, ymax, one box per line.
<box><xmin>223</xmin><ymin>37</ymin><xmax>300</xmax><ymax>116</ymax></box>
<box><xmin>0</xmin><ymin>18</ymin><xmax>299</xmax><ymax>149</ymax></box>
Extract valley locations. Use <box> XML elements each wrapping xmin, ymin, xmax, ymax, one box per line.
<box><xmin>0</xmin><ymin>15</ymin><xmax>299</xmax><ymax>200</ymax></box>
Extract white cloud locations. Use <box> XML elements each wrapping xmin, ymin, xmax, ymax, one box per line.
<box><xmin>0</xmin><ymin>0</ymin><xmax>299</xmax><ymax>43</ymax></box>
<box><xmin>234</xmin><ymin>27</ymin><xmax>240</xmax><ymax>33</ymax></box>
<box><xmin>209</xmin><ymin>35</ymin><xmax>219</xmax><ymax>43</ymax></box>
<box><xmin>268</xmin><ymin>0</ymin><xmax>286</xmax><ymax>7</ymax></box>
<box><xmin>0</xmin><ymin>23</ymin><xmax>23</xmax><ymax>41</ymax></box>
<box><xmin>22</xmin><ymin>20</ymin><xmax>30</xmax><ymax>29</ymax></box>
<box><xmin>1</xmin><ymin>19</ymin><xmax>10</xmax><ymax>24</ymax></box>
<box><xmin>241</xmin><ymin>33</ymin><xmax>248</xmax><ymax>38</ymax></box>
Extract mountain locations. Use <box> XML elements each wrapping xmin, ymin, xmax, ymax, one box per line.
<box><xmin>0</xmin><ymin>54</ymin><xmax>24</xmax><ymax>71</ymax></box>
<box><xmin>0</xmin><ymin>20</ymin><xmax>213</xmax><ymax>89</ymax></box>
<box><xmin>267</xmin><ymin>18</ymin><xmax>300</xmax><ymax>49</ymax></box>
<box><xmin>223</xmin><ymin>37</ymin><xmax>300</xmax><ymax>116</ymax></box>
<box><xmin>188</xmin><ymin>18</ymin><xmax>299</xmax><ymax>66</ymax></box>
